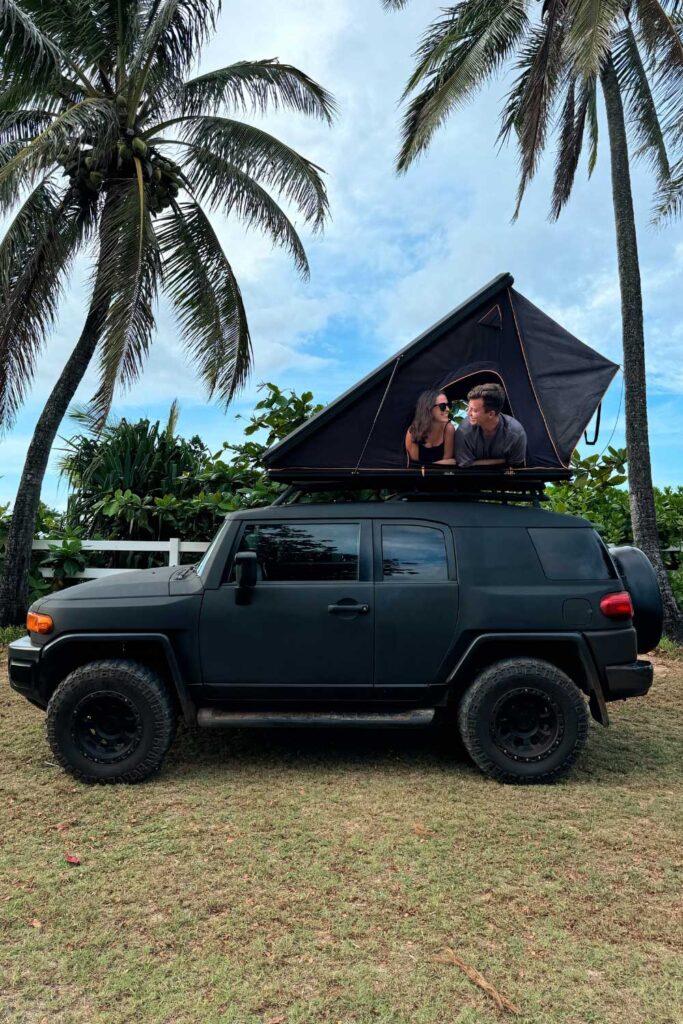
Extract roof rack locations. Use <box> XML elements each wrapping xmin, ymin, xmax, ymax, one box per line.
<box><xmin>271</xmin><ymin>480</ymin><xmax>551</xmax><ymax>508</ymax></box>
<box><xmin>389</xmin><ymin>488</ymin><xmax>549</xmax><ymax>507</ymax></box>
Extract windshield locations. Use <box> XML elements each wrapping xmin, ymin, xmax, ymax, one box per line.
<box><xmin>196</xmin><ymin>515</ymin><xmax>232</xmax><ymax>577</ymax></box>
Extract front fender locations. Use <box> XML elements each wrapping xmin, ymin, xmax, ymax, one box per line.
<box><xmin>38</xmin><ymin>632</ymin><xmax>196</xmax><ymax>725</ymax></box>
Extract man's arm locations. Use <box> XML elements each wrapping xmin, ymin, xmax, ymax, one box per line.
<box><xmin>454</xmin><ymin>425</ymin><xmax>475</xmax><ymax>467</ymax></box>
<box><xmin>507</xmin><ymin>425</ymin><xmax>527</xmax><ymax>467</ymax></box>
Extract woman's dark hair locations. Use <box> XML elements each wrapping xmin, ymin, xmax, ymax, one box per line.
<box><xmin>409</xmin><ymin>389</ymin><xmax>443</xmax><ymax>444</ymax></box>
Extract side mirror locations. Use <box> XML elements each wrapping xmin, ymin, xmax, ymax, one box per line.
<box><xmin>234</xmin><ymin>551</ymin><xmax>258</xmax><ymax>605</ymax></box>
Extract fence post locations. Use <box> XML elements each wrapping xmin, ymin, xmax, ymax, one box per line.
<box><xmin>168</xmin><ymin>538</ymin><xmax>180</xmax><ymax>567</ymax></box>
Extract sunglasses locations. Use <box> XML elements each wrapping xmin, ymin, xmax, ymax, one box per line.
<box><xmin>432</xmin><ymin>402</ymin><xmax>451</xmax><ymax>412</ymax></box>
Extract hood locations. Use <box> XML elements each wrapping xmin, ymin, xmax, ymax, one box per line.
<box><xmin>35</xmin><ymin>565</ymin><xmax>178</xmax><ymax>608</ymax></box>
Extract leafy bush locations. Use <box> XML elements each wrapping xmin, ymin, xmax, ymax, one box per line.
<box><xmin>55</xmin><ymin>384</ymin><xmax>324</xmax><ymax>567</ymax></box>
<box><xmin>0</xmin><ymin>625</ymin><xmax>26</xmax><ymax>645</ymax></box>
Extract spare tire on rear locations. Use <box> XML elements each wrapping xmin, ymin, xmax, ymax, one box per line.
<box><xmin>609</xmin><ymin>545</ymin><xmax>663</xmax><ymax>653</ymax></box>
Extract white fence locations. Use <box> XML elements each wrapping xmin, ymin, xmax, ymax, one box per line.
<box><xmin>32</xmin><ymin>539</ymin><xmax>210</xmax><ymax>579</ymax></box>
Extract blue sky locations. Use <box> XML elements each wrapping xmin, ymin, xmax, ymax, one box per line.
<box><xmin>1</xmin><ymin>0</ymin><xmax>682</xmax><ymax>508</ymax></box>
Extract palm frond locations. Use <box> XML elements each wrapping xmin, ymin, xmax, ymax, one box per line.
<box><xmin>0</xmin><ymin>0</ymin><xmax>66</xmax><ymax>85</ymax></box>
<box><xmin>89</xmin><ymin>175</ymin><xmax>162</xmax><ymax>425</ymax></box>
<box><xmin>633</xmin><ymin>0</ymin><xmax>683</xmax><ymax>147</ymax></box>
<box><xmin>0</xmin><ymin>109</ymin><xmax>56</xmax><ymax>144</ymax></box>
<box><xmin>180</xmin><ymin>60</ymin><xmax>336</xmax><ymax>123</ymax></box>
<box><xmin>166</xmin><ymin>115</ymin><xmax>330</xmax><ymax>230</ymax></box>
<box><xmin>634</xmin><ymin>0</ymin><xmax>683</xmax><ymax>70</ymax></box>
<box><xmin>550</xmin><ymin>75</ymin><xmax>595</xmax><ymax>218</ymax></box>
<box><xmin>156</xmin><ymin>199</ymin><xmax>251</xmax><ymax>404</ymax></box>
<box><xmin>586</xmin><ymin>74</ymin><xmax>600</xmax><ymax>174</ymax></box>
<box><xmin>164</xmin><ymin>397</ymin><xmax>180</xmax><ymax>439</ymax></box>
<box><xmin>178</xmin><ymin>142</ymin><xmax>310</xmax><ymax>275</ymax></box>
<box><xmin>497</xmin><ymin>0</ymin><xmax>567</xmax><ymax>218</ymax></box>
<box><xmin>0</xmin><ymin>98</ymin><xmax>117</xmax><ymax>187</ymax></box>
<box><xmin>0</xmin><ymin>183</ymin><xmax>92</xmax><ymax>429</ymax></box>
<box><xmin>382</xmin><ymin>1</ymin><xmax>411</xmax><ymax>9</ymax></box>
<box><xmin>0</xmin><ymin>138</ymin><xmax>33</xmax><ymax>206</ymax></box>
<box><xmin>396</xmin><ymin>0</ymin><xmax>530</xmax><ymax>171</ymax></box>
<box><xmin>612</xmin><ymin>25</ymin><xmax>671</xmax><ymax>182</ymax></box>
<box><xmin>19</xmin><ymin>0</ymin><xmax>112</xmax><ymax>73</ymax></box>
<box><xmin>131</xmin><ymin>0</ymin><xmax>221</xmax><ymax>107</ymax></box>
<box><xmin>565</xmin><ymin>0</ymin><xmax>624</xmax><ymax>78</ymax></box>
<box><xmin>652</xmin><ymin>156</ymin><xmax>683</xmax><ymax>219</ymax></box>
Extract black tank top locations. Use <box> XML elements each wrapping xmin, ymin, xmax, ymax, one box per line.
<box><xmin>417</xmin><ymin>424</ymin><xmax>447</xmax><ymax>465</ymax></box>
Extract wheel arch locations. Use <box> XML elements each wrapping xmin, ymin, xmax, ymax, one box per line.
<box><xmin>445</xmin><ymin>632</ymin><xmax>609</xmax><ymax>726</ymax></box>
<box><xmin>38</xmin><ymin>633</ymin><xmax>196</xmax><ymax>725</ymax></box>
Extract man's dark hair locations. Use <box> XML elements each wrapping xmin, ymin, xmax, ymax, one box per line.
<box><xmin>467</xmin><ymin>382</ymin><xmax>505</xmax><ymax>414</ymax></box>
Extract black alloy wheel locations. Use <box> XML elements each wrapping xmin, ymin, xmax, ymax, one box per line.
<box><xmin>490</xmin><ymin>687</ymin><xmax>564</xmax><ymax>763</ymax></box>
<box><xmin>72</xmin><ymin>691</ymin><xmax>144</xmax><ymax>764</ymax></box>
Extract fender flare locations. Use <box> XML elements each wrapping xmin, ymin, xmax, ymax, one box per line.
<box><xmin>39</xmin><ymin>632</ymin><xmax>196</xmax><ymax>725</ymax></box>
<box><xmin>445</xmin><ymin>631</ymin><xmax>609</xmax><ymax>727</ymax></box>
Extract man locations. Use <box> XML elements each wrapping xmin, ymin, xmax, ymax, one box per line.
<box><xmin>455</xmin><ymin>383</ymin><xmax>527</xmax><ymax>468</ymax></box>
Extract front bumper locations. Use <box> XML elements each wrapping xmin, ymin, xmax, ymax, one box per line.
<box><xmin>7</xmin><ymin>636</ymin><xmax>46</xmax><ymax>709</ymax></box>
<box><xmin>603</xmin><ymin>659</ymin><xmax>653</xmax><ymax>701</ymax></box>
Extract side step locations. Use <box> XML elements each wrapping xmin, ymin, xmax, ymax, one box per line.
<box><xmin>196</xmin><ymin>709</ymin><xmax>435</xmax><ymax>729</ymax></box>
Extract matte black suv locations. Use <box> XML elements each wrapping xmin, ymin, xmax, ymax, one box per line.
<box><xmin>7</xmin><ymin>499</ymin><xmax>661</xmax><ymax>785</ymax></box>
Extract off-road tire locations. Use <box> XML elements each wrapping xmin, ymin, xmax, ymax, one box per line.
<box><xmin>457</xmin><ymin>658</ymin><xmax>588</xmax><ymax>785</ymax></box>
<box><xmin>46</xmin><ymin>659</ymin><xmax>177</xmax><ymax>784</ymax></box>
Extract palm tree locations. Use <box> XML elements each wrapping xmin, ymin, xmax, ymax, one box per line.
<box><xmin>0</xmin><ymin>0</ymin><xmax>335</xmax><ymax>625</ymax></box>
<box><xmin>384</xmin><ymin>0</ymin><xmax>683</xmax><ymax>639</ymax></box>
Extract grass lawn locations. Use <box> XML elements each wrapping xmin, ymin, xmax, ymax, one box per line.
<box><xmin>1</xmin><ymin>648</ymin><xmax>682</xmax><ymax>1024</ymax></box>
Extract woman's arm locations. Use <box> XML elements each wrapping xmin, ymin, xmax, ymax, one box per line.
<box><xmin>436</xmin><ymin>421</ymin><xmax>456</xmax><ymax>465</ymax></box>
<box><xmin>405</xmin><ymin>430</ymin><xmax>419</xmax><ymax>464</ymax></box>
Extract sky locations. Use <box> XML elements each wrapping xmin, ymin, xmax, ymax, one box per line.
<box><xmin>1</xmin><ymin>0</ymin><xmax>682</xmax><ymax>509</ymax></box>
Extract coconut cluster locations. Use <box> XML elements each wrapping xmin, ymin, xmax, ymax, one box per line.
<box><xmin>63</xmin><ymin>132</ymin><xmax>184</xmax><ymax>216</ymax></box>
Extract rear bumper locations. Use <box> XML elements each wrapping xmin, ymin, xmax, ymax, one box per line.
<box><xmin>7</xmin><ymin>636</ymin><xmax>46</xmax><ymax>709</ymax></box>
<box><xmin>603</xmin><ymin>659</ymin><xmax>653</xmax><ymax>701</ymax></box>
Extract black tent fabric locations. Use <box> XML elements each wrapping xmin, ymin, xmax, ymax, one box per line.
<box><xmin>264</xmin><ymin>273</ymin><xmax>619</xmax><ymax>487</ymax></box>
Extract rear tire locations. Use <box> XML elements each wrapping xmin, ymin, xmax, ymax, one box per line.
<box><xmin>46</xmin><ymin>659</ymin><xmax>177</xmax><ymax>784</ymax></box>
<box><xmin>457</xmin><ymin>658</ymin><xmax>588</xmax><ymax>784</ymax></box>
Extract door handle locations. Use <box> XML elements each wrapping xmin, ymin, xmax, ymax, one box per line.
<box><xmin>328</xmin><ymin>603</ymin><xmax>370</xmax><ymax>614</ymax></box>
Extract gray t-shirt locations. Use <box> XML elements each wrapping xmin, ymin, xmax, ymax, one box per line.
<box><xmin>455</xmin><ymin>413</ymin><xmax>527</xmax><ymax>467</ymax></box>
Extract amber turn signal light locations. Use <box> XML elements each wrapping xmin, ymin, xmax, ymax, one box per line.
<box><xmin>599</xmin><ymin>592</ymin><xmax>634</xmax><ymax>618</ymax></box>
<box><xmin>26</xmin><ymin>611</ymin><xmax>54</xmax><ymax>634</ymax></box>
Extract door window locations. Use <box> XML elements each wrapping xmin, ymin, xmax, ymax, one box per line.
<box><xmin>236</xmin><ymin>523</ymin><xmax>360</xmax><ymax>582</ymax></box>
<box><xmin>381</xmin><ymin>525</ymin><xmax>449</xmax><ymax>579</ymax></box>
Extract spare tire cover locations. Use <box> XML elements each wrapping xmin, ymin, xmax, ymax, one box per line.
<box><xmin>609</xmin><ymin>545</ymin><xmax>663</xmax><ymax>653</ymax></box>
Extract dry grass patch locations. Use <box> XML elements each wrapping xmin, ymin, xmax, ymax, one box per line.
<box><xmin>1</xmin><ymin>651</ymin><xmax>682</xmax><ymax>1024</ymax></box>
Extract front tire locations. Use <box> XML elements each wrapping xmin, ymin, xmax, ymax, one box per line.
<box><xmin>46</xmin><ymin>659</ymin><xmax>177</xmax><ymax>784</ymax></box>
<box><xmin>457</xmin><ymin>658</ymin><xmax>588</xmax><ymax>784</ymax></box>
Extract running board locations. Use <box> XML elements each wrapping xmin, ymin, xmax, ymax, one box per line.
<box><xmin>196</xmin><ymin>709</ymin><xmax>435</xmax><ymax>729</ymax></box>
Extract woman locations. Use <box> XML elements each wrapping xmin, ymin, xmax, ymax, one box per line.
<box><xmin>405</xmin><ymin>390</ymin><xmax>456</xmax><ymax>466</ymax></box>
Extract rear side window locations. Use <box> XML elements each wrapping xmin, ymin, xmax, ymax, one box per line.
<box><xmin>237</xmin><ymin>522</ymin><xmax>359</xmax><ymax>582</ymax></box>
<box><xmin>529</xmin><ymin>528</ymin><xmax>615</xmax><ymax>581</ymax></box>
<box><xmin>382</xmin><ymin>525</ymin><xmax>448</xmax><ymax>580</ymax></box>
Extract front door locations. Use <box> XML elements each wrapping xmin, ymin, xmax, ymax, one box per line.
<box><xmin>373</xmin><ymin>519</ymin><xmax>459</xmax><ymax>698</ymax></box>
<box><xmin>200</xmin><ymin>518</ymin><xmax>374</xmax><ymax>699</ymax></box>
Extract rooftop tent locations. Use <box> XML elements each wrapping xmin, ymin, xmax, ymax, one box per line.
<box><xmin>264</xmin><ymin>273</ymin><xmax>619</xmax><ymax>487</ymax></box>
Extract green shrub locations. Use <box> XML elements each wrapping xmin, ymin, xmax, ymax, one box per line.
<box><xmin>0</xmin><ymin>625</ymin><xmax>27</xmax><ymax>645</ymax></box>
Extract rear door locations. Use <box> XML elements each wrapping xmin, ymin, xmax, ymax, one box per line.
<box><xmin>199</xmin><ymin>518</ymin><xmax>374</xmax><ymax>698</ymax></box>
<box><xmin>372</xmin><ymin>519</ymin><xmax>459</xmax><ymax>698</ymax></box>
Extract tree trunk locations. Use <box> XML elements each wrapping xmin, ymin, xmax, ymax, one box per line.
<box><xmin>0</xmin><ymin>288</ymin><xmax>109</xmax><ymax>626</ymax></box>
<box><xmin>600</xmin><ymin>56</ymin><xmax>682</xmax><ymax>642</ymax></box>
